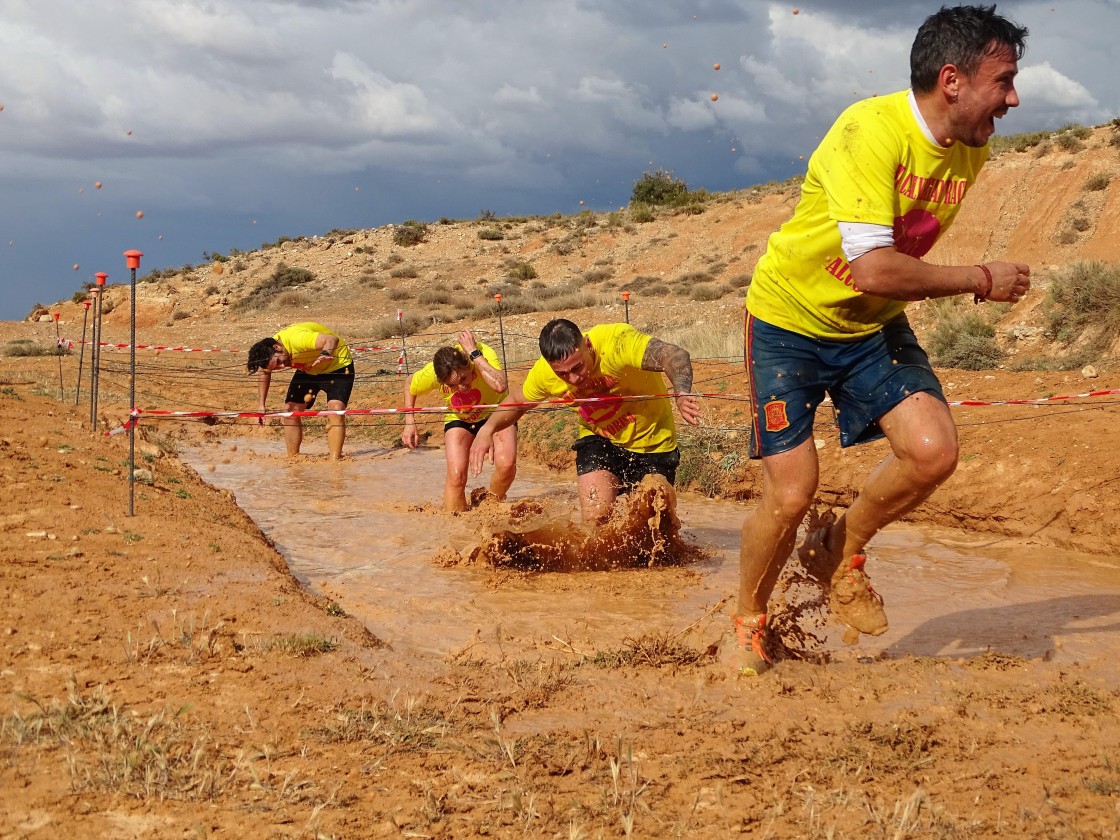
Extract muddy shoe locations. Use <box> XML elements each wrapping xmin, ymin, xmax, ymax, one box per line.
<box><xmin>728</xmin><ymin>613</ymin><xmax>772</xmax><ymax>677</ymax></box>
<box><xmin>796</xmin><ymin>510</ymin><xmax>841</xmax><ymax>582</ymax></box>
<box><xmin>830</xmin><ymin>554</ymin><xmax>888</xmax><ymax>637</ymax></box>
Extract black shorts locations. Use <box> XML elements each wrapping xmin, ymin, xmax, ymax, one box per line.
<box><xmin>284</xmin><ymin>365</ymin><xmax>355</xmax><ymax>407</ymax></box>
<box><xmin>445</xmin><ymin>418</ymin><xmax>486</xmax><ymax>436</ymax></box>
<box><xmin>572</xmin><ymin>435</ymin><xmax>680</xmax><ymax>491</ymax></box>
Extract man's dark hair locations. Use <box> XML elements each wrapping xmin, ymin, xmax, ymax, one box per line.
<box><xmin>247</xmin><ymin>336</ymin><xmax>277</xmax><ymax>373</ymax></box>
<box><xmin>433</xmin><ymin>346</ymin><xmax>470</xmax><ymax>384</ymax></box>
<box><xmin>910</xmin><ymin>4</ymin><xmax>1028</xmax><ymax>93</ymax></box>
<box><xmin>538</xmin><ymin>318</ymin><xmax>584</xmax><ymax>362</ymax></box>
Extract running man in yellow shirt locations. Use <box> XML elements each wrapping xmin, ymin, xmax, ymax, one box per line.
<box><xmin>468</xmin><ymin>318</ymin><xmax>701</xmax><ymax>524</ymax></box>
<box><xmin>733</xmin><ymin>5</ymin><xmax>1032</xmax><ymax>676</ymax></box>
<box><xmin>402</xmin><ymin>329</ymin><xmax>517</xmax><ymax>513</ymax></box>
<box><xmin>247</xmin><ymin>323</ymin><xmax>354</xmax><ymax>460</ymax></box>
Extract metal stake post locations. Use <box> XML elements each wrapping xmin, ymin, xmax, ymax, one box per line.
<box><xmin>90</xmin><ymin>273</ymin><xmax>107</xmax><ymax>430</ymax></box>
<box><xmin>124</xmin><ymin>251</ymin><xmax>143</xmax><ymax>516</ymax></box>
<box><xmin>621</xmin><ymin>290</ymin><xmax>631</xmax><ymax>324</ymax></box>
<box><xmin>397</xmin><ymin>309</ymin><xmax>409</xmax><ymax>375</ymax></box>
<box><xmin>494</xmin><ymin>294</ymin><xmax>509</xmax><ymax>376</ymax></box>
<box><xmin>76</xmin><ymin>299</ymin><xmax>91</xmax><ymax>405</ymax></box>
<box><xmin>52</xmin><ymin>313</ymin><xmax>63</xmax><ymax>400</ymax></box>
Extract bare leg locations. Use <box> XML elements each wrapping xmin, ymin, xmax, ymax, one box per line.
<box><xmin>834</xmin><ymin>392</ymin><xmax>958</xmax><ymax>560</ymax></box>
<box><xmin>578</xmin><ymin>469</ymin><xmax>620</xmax><ymax>525</ymax></box>
<box><xmin>282</xmin><ymin>401</ymin><xmax>303</xmax><ymax>456</ymax></box>
<box><xmin>489</xmin><ymin>424</ymin><xmax>518</xmax><ymax>500</ymax></box>
<box><xmin>326</xmin><ymin>399</ymin><xmax>346</xmax><ymax>461</ymax></box>
<box><xmin>443</xmin><ymin>427</ymin><xmax>474</xmax><ymax>513</ymax></box>
<box><xmin>737</xmin><ymin>439</ymin><xmax>819</xmax><ymax>616</ymax></box>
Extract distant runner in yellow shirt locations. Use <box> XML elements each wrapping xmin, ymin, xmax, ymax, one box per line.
<box><xmin>247</xmin><ymin>322</ymin><xmax>354</xmax><ymax>460</ymax></box>
<box><xmin>402</xmin><ymin>329</ymin><xmax>517</xmax><ymax>513</ymax></box>
<box><xmin>468</xmin><ymin>318</ymin><xmax>701</xmax><ymax>523</ymax></box>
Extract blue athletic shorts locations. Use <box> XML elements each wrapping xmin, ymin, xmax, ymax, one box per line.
<box><xmin>744</xmin><ymin>313</ymin><xmax>945</xmax><ymax>459</ymax></box>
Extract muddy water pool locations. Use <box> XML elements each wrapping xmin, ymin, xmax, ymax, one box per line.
<box><xmin>183</xmin><ymin>437</ymin><xmax>1120</xmax><ymax>670</ymax></box>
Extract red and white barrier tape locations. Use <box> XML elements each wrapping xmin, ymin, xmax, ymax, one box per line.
<box><xmin>104</xmin><ymin>386</ymin><xmax>1120</xmax><ymax>436</ymax></box>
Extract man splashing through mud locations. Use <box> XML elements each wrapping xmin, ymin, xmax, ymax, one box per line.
<box><xmin>734</xmin><ymin>4</ymin><xmax>1031</xmax><ymax>677</ymax></box>
<box><xmin>464</xmin><ymin>319</ymin><xmax>701</xmax><ymax>570</ymax></box>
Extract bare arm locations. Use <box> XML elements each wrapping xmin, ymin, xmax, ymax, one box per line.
<box><xmin>850</xmin><ymin>247</ymin><xmax>1031</xmax><ymax>303</ymax></box>
<box><xmin>401</xmin><ymin>374</ymin><xmax>420</xmax><ymax>448</ymax></box>
<box><xmin>468</xmin><ymin>388</ymin><xmax>533</xmax><ymax>476</ymax></box>
<box><xmin>458</xmin><ymin>329</ymin><xmax>507</xmax><ymax>393</ymax></box>
<box><xmin>642</xmin><ymin>338</ymin><xmax>701</xmax><ymax>426</ymax></box>
<box><xmin>256</xmin><ymin>370</ymin><xmax>272</xmax><ymax>426</ymax></box>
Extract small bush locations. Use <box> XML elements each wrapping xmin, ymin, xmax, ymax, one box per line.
<box><xmin>1085</xmin><ymin>173</ymin><xmax>1111</xmax><ymax>192</ymax></box>
<box><xmin>233</xmin><ymin>263</ymin><xmax>315</xmax><ymax>312</ymax></box>
<box><xmin>477</xmin><ymin>228</ymin><xmax>504</xmax><ymax>241</ymax></box>
<box><xmin>392</xmin><ymin>221</ymin><xmax>428</xmax><ymax>247</ymax></box>
<box><xmin>276</xmin><ymin>291</ymin><xmax>309</xmax><ymax>307</ymax></box>
<box><xmin>1072</xmin><ymin>216</ymin><xmax>1091</xmax><ymax>232</ymax></box>
<box><xmin>631</xmin><ymin>169</ymin><xmax>690</xmax><ymax>206</ymax></box>
<box><xmin>1045</xmin><ymin>260</ymin><xmax>1120</xmax><ymax>354</ymax></box>
<box><xmin>389</xmin><ymin>265</ymin><xmax>420</xmax><ymax>279</ymax></box>
<box><xmin>418</xmin><ymin>289</ymin><xmax>452</xmax><ymax>305</ymax></box>
<box><xmin>368</xmin><ymin>314</ymin><xmax>427</xmax><ymax>340</ymax></box>
<box><xmin>928</xmin><ymin>303</ymin><xmax>1005</xmax><ymax>369</ymax></box>
<box><xmin>5</xmin><ymin>339</ymin><xmax>63</xmax><ymax>357</ymax></box>
<box><xmin>387</xmin><ymin>287</ymin><xmax>411</xmax><ymax>301</ymax></box>
<box><xmin>629</xmin><ymin>203</ymin><xmax>655</xmax><ymax>224</ymax></box>
<box><xmin>689</xmin><ymin>284</ymin><xmax>725</xmax><ymax>301</ymax></box>
<box><xmin>507</xmin><ymin>261</ymin><xmax>537</xmax><ymax>281</ymax></box>
<box><xmin>728</xmin><ymin>274</ymin><xmax>752</xmax><ymax>289</ymax></box>
<box><xmin>204</xmin><ymin>285</ymin><xmax>220</xmax><ymax>296</ymax></box>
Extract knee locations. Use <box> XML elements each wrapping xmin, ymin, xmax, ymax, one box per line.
<box><xmin>764</xmin><ymin>483</ymin><xmax>816</xmax><ymax>527</ymax></box>
<box><xmin>446</xmin><ymin>466</ymin><xmax>468</xmax><ymax>489</ymax></box>
<box><xmin>908</xmin><ymin>437</ymin><xmax>959</xmax><ymax>487</ymax></box>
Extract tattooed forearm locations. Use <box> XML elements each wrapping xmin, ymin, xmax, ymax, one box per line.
<box><xmin>642</xmin><ymin>338</ymin><xmax>693</xmax><ymax>393</ymax></box>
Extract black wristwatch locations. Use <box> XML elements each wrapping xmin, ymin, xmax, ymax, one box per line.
<box><xmin>468</xmin><ymin>349</ymin><xmax>483</xmax><ymax>361</ymax></box>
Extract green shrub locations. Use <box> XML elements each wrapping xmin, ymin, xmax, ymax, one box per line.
<box><xmin>631</xmin><ymin>169</ymin><xmax>690</xmax><ymax>206</ymax></box>
<box><xmin>1045</xmin><ymin>260</ymin><xmax>1120</xmax><ymax>353</ymax></box>
<box><xmin>928</xmin><ymin>303</ymin><xmax>1005</xmax><ymax>369</ymax></box>
<box><xmin>233</xmin><ymin>263</ymin><xmax>315</xmax><ymax>312</ymax></box>
<box><xmin>5</xmin><ymin>339</ymin><xmax>63</xmax><ymax>357</ymax></box>
<box><xmin>1085</xmin><ymin>173</ymin><xmax>1111</xmax><ymax>192</ymax></box>
<box><xmin>477</xmin><ymin>228</ymin><xmax>504</xmax><ymax>241</ymax></box>
<box><xmin>507</xmin><ymin>261</ymin><xmax>537</xmax><ymax>281</ymax></box>
<box><xmin>392</xmin><ymin>221</ymin><xmax>428</xmax><ymax>247</ymax></box>
<box><xmin>628</xmin><ymin>203</ymin><xmax>655</xmax><ymax>223</ymax></box>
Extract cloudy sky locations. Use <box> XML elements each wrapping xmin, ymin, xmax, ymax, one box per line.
<box><xmin>1</xmin><ymin>0</ymin><xmax>1116</xmax><ymax>320</ymax></box>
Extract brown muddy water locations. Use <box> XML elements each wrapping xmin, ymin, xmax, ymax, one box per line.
<box><xmin>183</xmin><ymin>437</ymin><xmax>1120</xmax><ymax>677</ymax></box>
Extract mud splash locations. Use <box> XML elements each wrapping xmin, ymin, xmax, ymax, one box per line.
<box><xmin>448</xmin><ymin>475</ymin><xmax>701</xmax><ymax>572</ymax></box>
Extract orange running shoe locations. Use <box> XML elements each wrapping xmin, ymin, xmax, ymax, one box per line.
<box><xmin>729</xmin><ymin>613</ymin><xmax>772</xmax><ymax>677</ymax></box>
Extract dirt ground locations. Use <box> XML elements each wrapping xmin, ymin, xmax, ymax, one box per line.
<box><xmin>4</xmin><ymin>126</ymin><xmax>1120</xmax><ymax>838</ymax></box>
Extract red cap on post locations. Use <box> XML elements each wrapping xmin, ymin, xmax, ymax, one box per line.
<box><xmin>494</xmin><ymin>293</ymin><xmax>502</xmax><ymax>302</ymax></box>
<box><xmin>83</xmin><ymin>300</ymin><xmax>91</xmax><ymax>309</ymax></box>
<box><xmin>621</xmin><ymin>291</ymin><xmax>631</xmax><ymax>301</ymax></box>
<box><xmin>52</xmin><ymin>312</ymin><xmax>60</xmax><ymax>321</ymax></box>
<box><xmin>123</xmin><ymin>250</ymin><xmax>143</xmax><ymax>269</ymax></box>
<box><xmin>95</xmin><ymin>272</ymin><xmax>108</xmax><ymax>286</ymax></box>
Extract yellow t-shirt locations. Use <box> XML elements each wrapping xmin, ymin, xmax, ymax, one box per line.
<box><xmin>521</xmin><ymin>323</ymin><xmax>676</xmax><ymax>454</ymax></box>
<box><xmin>747</xmin><ymin>90</ymin><xmax>989</xmax><ymax>340</ymax></box>
<box><xmin>409</xmin><ymin>341</ymin><xmax>506</xmax><ymax>424</ymax></box>
<box><xmin>274</xmin><ymin>323</ymin><xmax>353</xmax><ymax>373</ymax></box>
